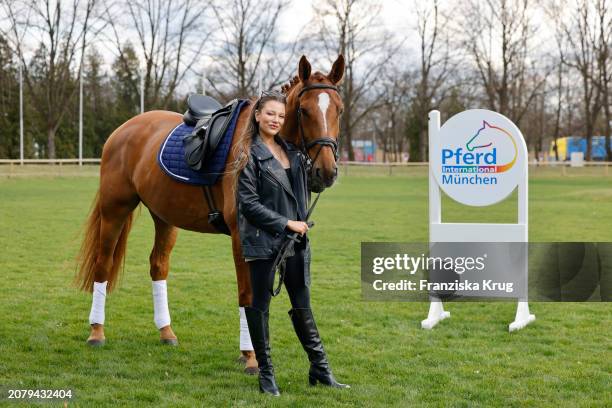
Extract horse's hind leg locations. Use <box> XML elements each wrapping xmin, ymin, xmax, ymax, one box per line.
<box><xmin>149</xmin><ymin>211</ymin><xmax>179</xmax><ymax>345</ymax></box>
<box><xmin>230</xmin><ymin>231</ymin><xmax>259</xmax><ymax>375</ymax></box>
<box><xmin>86</xmin><ymin>193</ymin><xmax>139</xmax><ymax>346</ymax></box>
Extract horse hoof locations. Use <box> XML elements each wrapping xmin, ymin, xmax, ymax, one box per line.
<box><xmin>160</xmin><ymin>338</ymin><xmax>179</xmax><ymax>346</ymax></box>
<box><xmin>87</xmin><ymin>339</ymin><xmax>105</xmax><ymax>347</ymax></box>
<box><xmin>244</xmin><ymin>366</ymin><xmax>259</xmax><ymax>375</ymax></box>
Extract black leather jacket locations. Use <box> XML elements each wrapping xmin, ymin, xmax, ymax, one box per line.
<box><xmin>237</xmin><ymin>133</ymin><xmax>310</xmax><ymax>259</ymax></box>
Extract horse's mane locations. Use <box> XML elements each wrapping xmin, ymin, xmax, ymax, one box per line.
<box><xmin>281</xmin><ymin>76</ymin><xmax>300</xmax><ymax>95</ymax></box>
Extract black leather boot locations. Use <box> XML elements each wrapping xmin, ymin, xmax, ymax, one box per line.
<box><xmin>289</xmin><ymin>308</ymin><xmax>350</xmax><ymax>388</ymax></box>
<box><xmin>245</xmin><ymin>307</ymin><xmax>280</xmax><ymax>396</ymax></box>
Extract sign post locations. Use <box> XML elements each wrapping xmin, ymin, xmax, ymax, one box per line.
<box><xmin>422</xmin><ymin>110</ymin><xmax>535</xmax><ymax>332</ymax></box>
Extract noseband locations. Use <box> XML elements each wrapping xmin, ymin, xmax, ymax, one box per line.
<box><xmin>296</xmin><ymin>84</ymin><xmax>341</xmax><ymax>169</ymax></box>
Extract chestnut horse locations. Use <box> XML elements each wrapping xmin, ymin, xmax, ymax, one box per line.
<box><xmin>75</xmin><ymin>55</ymin><xmax>345</xmax><ymax>373</ymax></box>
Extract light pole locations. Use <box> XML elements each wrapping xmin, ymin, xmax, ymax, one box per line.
<box><xmin>79</xmin><ymin>68</ymin><xmax>83</xmax><ymax>166</ymax></box>
<box><xmin>19</xmin><ymin>64</ymin><xmax>24</xmax><ymax>165</ymax></box>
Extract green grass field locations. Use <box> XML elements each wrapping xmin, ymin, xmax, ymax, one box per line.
<box><xmin>0</xmin><ymin>172</ymin><xmax>611</xmax><ymax>407</ymax></box>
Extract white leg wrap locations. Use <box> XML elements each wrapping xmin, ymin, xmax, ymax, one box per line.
<box><xmin>239</xmin><ymin>307</ymin><xmax>254</xmax><ymax>351</ymax></box>
<box><xmin>152</xmin><ymin>280</ymin><xmax>171</xmax><ymax>329</ymax></box>
<box><xmin>89</xmin><ymin>281</ymin><xmax>107</xmax><ymax>325</ymax></box>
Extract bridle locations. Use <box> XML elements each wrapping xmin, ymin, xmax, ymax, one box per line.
<box><xmin>295</xmin><ymin>83</ymin><xmax>341</xmax><ymax>169</ymax></box>
<box><xmin>269</xmin><ymin>83</ymin><xmax>341</xmax><ymax>297</ymax></box>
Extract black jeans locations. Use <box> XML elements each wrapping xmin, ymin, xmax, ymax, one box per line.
<box><xmin>249</xmin><ymin>243</ymin><xmax>310</xmax><ymax>313</ymax></box>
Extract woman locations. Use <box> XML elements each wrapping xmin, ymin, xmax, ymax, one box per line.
<box><xmin>233</xmin><ymin>90</ymin><xmax>349</xmax><ymax>396</ymax></box>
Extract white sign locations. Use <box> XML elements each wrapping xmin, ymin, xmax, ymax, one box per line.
<box><xmin>430</xmin><ymin>109</ymin><xmax>527</xmax><ymax>206</ymax></box>
<box><xmin>570</xmin><ymin>152</ymin><xmax>584</xmax><ymax>167</ymax></box>
<box><xmin>423</xmin><ymin>109</ymin><xmax>535</xmax><ymax>332</ymax></box>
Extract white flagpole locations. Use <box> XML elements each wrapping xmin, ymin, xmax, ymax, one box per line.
<box><xmin>79</xmin><ymin>69</ymin><xmax>83</xmax><ymax>166</ymax></box>
<box><xmin>19</xmin><ymin>64</ymin><xmax>24</xmax><ymax>165</ymax></box>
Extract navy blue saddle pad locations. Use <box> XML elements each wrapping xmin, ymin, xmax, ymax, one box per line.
<box><xmin>157</xmin><ymin>99</ymin><xmax>248</xmax><ymax>185</ymax></box>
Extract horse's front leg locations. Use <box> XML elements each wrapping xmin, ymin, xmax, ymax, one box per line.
<box><xmin>149</xmin><ymin>211</ymin><xmax>179</xmax><ymax>345</ymax></box>
<box><xmin>230</xmin><ymin>231</ymin><xmax>258</xmax><ymax>375</ymax></box>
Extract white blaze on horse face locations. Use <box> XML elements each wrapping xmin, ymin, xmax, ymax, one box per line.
<box><xmin>317</xmin><ymin>92</ymin><xmax>330</xmax><ymax>133</ymax></box>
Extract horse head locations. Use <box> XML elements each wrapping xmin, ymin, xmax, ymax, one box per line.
<box><xmin>282</xmin><ymin>55</ymin><xmax>345</xmax><ymax>193</ymax></box>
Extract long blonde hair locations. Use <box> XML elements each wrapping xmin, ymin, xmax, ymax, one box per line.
<box><xmin>231</xmin><ymin>93</ymin><xmax>287</xmax><ymax>194</ymax></box>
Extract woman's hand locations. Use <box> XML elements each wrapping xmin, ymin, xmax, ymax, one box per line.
<box><xmin>286</xmin><ymin>220</ymin><xmax>309</xmax><ymax>236</ymax></box>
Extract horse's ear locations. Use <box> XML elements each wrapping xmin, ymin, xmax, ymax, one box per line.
<box><xmin>298</xmin><ymin>55</ymin><xmax>311</xmax><ymax>82</ymax></box>
<box><xmin>328</xmin><ymin>54</ymin><xmax>345</xmax><ymax>85</ymax></box>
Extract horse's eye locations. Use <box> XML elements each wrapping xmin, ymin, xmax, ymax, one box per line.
<box><xmin>339</xmin><ymin>108</ymin><xmax>344</xmax><ymax>116</ymax></box>
<box><xmin>301</xmin><ymin>109</ymin><xmax>309</xmax><ymax>117</ymax></box>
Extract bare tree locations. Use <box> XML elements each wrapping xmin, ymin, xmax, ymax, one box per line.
<box><xmin>102</xmin><ymin>0</ymin><xmax>210</xmax><ymax>109</ymax></box>
<box><xmin>458</xmin><ymin>0</ymin><xmax>547</xmax><ymax>127</ymax></box>
<box><xmin>1</xmin><ymin>0</ymin><xmax>97</xmax><ymax>158</ymax></box>
<box><xmin>553</xmin><ymin>0</ymin><xmax>602</xmax><ymax>160</ymax></box>
<box><xmin>550</xmin><ymin>60</ymin><xmax>566</xmax><ymax>161</ymax></box>
<box><xmin>372</xmin><ymin>67</ymin><xmax>413</xmax><ymax>162</ymax></box>
<box><xmin>205</xmin><ymin>0</ymin><xmax>294</xmax><ymax>101</ymax></box>
<box><xmin>310</xmin><ymin>0</ymin><xmax>400</xmax><ymax>161</ymax></box>
<box><xmin>593</xmin><ymin>0</ymin><xmax>611</xmax><ymax>160</ymax></box>
<box><xmin>411</xmin><ymin>0</ymin><xmax>452</xmax><ymax>161</ymax></box>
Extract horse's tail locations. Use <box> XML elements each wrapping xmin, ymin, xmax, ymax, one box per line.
<box><xmin>75</xmin><ymin>190</ymin><xmax>134</xmax><ymax>293</ymax></box>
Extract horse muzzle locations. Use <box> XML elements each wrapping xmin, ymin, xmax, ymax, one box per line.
<box><xmin>309</xmin><ymin>166</ymin><xmax>338</xmax><ymax>193</ymax></box>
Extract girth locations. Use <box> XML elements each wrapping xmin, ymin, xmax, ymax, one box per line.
<box><xmin>201</xmin><ymin>185</ymin><xmax>230</xmax><ymax>236</ymax></box>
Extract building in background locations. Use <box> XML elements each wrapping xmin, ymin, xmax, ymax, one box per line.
<box><xmin>342</xmin><ymin>140</ymin><xmax>376</xmax><ymax>162</ymax></box>
<box><xmin>549</xmin><ymin>137</ymin><xmax>607</xmax><ymax>161</ymax></box>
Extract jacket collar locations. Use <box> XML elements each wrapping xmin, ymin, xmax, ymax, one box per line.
<box><xmin>252</xmin><ymin>133</ymin><xmax>296</xmax><ymax>161</ymax></box>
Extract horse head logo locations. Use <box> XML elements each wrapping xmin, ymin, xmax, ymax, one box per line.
<box><xmin>466</xmin><ymin>120</ymin><xmax>518</xmax><ymax>173</ymax></box>
<box><xmin>466</xmin><ymin>120</ymin><xmax>495</xmax><ymax>151</ymax></box>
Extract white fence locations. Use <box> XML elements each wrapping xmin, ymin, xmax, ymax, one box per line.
<box><xmin>338</xmin><ymin>160</ymin><xmax>611</xmax><ymax>177</ymax></box>
<box><xmin>0</xmin><ymin>159</ymin><xmax>101</xmax><ymax>177</ymax></box>
<box><xmin>0</xmin><ymin>159</ymin><xmax>610</xmax><ymax>178</ymax></box>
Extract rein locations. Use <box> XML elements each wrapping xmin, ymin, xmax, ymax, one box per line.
<box><xmin>271</xmin><ymin>192</ymin><xmax>321</xmax><ymax>297</ymax></box>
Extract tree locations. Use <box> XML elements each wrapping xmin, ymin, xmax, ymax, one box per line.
<box><xmin>593</xmin><ymin>0</ymin><xmax>611</xmax><ymax>160</ymax></box>
<box><xmin>83</xmin><ymin>47</ymin><xmax>115</xmax><ymax>157</ymax></box>
<box><xmin>0</xmin><ymin>34</ymin><xmax>20</xmax><ymax>158</ymax></box>
<box><xmin>551</xmin><ymin>61</ymin><xmax>565</xmax><ymax>161</ymax></box>
<box><xmin>103</xmin><ymin>0</ymin><xmax>211</xmax><ymax>110</ymax></box>
<box><xmin>1</xmin><ymin>0</ymin><xmax>98</xmax><ymax>158</ymax></box>
<box><xmin>553</xmin><ymin>0</ymin><xmax>602</xmax><ymax>160</ymax></box>
<box><xmin>411</xmin><ymin>0</ymin><xmax>452</xmax><ymax>161</ymax></box>
<box><xmin>205</xmin><ymin>0</ymin><xmax>292</xmax><ymax>101</ymax></box>
<box><xmin>458</xmin><ymin>0</ymin><xmax>547</xmax><ymax>127</ymax></box>
<box><xmin>310</xmin><ymin>0</ymin><xmax>400</xmax><ymax>161</ymax></box>
<box><xmin>111</xmin><ymin>42</ymin><xmax>141</xmax><ymax>121</ymax></box>
<box><xmin>372</xmin><ymin>68</ymin><xmax>413</xmax><ymax>162</ymax></box>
